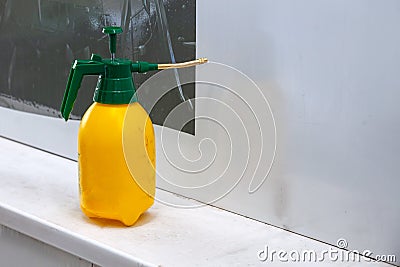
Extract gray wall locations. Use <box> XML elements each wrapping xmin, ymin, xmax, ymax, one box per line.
<box><xmin>193</xmin><ymin>0</ymin><xmax>400</xmax><ymax>264</ymax></box>
<box><xmin>0</xmin><ymin>225</ymin><xmax>93</xmax><ymax>267</ymax></box>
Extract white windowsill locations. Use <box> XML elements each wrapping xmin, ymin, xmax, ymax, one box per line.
<box><xmin>0</xmin><ymin>137</ymin><xmax>390</xmax><ymax>266</ymax></box>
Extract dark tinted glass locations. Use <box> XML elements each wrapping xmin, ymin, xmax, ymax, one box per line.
<box><xmin>0</xmin><ymin>0</ymin><xmax>195</xmax><ymax>133</ymax></box>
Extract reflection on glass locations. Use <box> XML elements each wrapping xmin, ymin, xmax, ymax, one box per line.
<box><xmin>0</xmin><ymin>0</ymin><xmax>195</xmax><ymax>133</ymax></box>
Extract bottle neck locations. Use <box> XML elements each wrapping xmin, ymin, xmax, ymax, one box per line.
<box><xmin>93</xmin><ymin>60</ymin><xmax>137</xmax><ymax>104</ymax></box>
<box><xmin>93</xmin><ymin>76</ymin><xmax>137</xmax><ymax>104</ymax></box>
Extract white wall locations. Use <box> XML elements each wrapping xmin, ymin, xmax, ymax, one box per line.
<box><xmin>191</xmin><ymin>0</ymin><xmax>400</xmax><ymax>263</ymax></box>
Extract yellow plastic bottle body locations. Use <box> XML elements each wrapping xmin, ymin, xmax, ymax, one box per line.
<box><xmin>78</xmin><ymin>102</ymin><xmax>155</xmax><ymax>226</ymax></box>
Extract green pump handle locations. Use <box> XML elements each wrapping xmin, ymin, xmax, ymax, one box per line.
<box><xmin>102</xmin><ymin>26</ymin><xmax>122</xmax><ymax>60</ymax></box>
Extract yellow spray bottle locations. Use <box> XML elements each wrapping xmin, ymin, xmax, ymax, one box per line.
<box><xmin>60</xmin><ymin>26</ymin><xmax>207</xmax><ymax>226</ymax></box>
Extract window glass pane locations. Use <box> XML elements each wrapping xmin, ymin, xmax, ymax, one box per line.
<box><xmin>0</xmin><ymin>0</ymin><xmax>195</xmax><ymax>133</ymax></box>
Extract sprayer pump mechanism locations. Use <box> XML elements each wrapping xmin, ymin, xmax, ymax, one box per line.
<box><xmin>60</xmin><ymin>26</ymin><xmax>207</xmax><ymax>121</ymax></box>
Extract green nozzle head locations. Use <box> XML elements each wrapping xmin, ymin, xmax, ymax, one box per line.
<box><xmin>103</xmin><ymin>26</ymin><xmax>123</xmax><ymax>58</ymax></box>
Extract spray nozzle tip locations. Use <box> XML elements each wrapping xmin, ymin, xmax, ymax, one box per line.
<box><xmin>103</xmin><ymin>26</ymin><xmax>123</xmax><ymax>57</ymax></box>
<box><xmin>198</xmin><ymin>57</ymin><xmax>208</xmax><ymax>64</ymax></box>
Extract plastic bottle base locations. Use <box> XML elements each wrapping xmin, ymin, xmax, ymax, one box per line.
<box><xmin>80</xmin><ymin>205</ymin><xmax>141</xmax><ymax>227</ymax></box>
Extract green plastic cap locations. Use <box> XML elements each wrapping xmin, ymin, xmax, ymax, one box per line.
<box><xmin>94</xmin><ymin>58</ymin><xmax>137</xmax><ymax>105</ymax></box>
